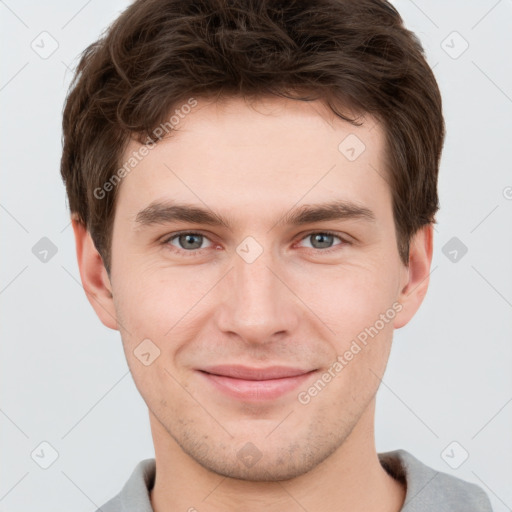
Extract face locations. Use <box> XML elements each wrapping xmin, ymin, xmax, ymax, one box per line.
<box><xmin>78</xmin><ymin>96</ymin><xmax>430</xmax><ymax>481</ymax></box>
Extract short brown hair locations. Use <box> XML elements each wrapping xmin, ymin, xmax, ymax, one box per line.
<box><xmin>60</xmin><ymin>0</ymin><xmax>445</xmax><ymax>274</ymax></box>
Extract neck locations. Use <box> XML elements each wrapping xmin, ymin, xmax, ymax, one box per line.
<box><xmin>148</xmin><ymin>402</ymin><xmax>405</xmax><ymax>512</ymax></box>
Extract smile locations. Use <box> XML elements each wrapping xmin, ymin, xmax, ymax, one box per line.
<box><xmin>196</xmin><ymin>365</ymin><xmax>318</xmax><ymax>401</ymax></box>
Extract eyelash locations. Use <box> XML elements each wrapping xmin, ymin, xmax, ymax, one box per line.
<box><xmin>161</xmin><ymin>230</ymin><xmax>349</xmax><ymax>257</ymax></box>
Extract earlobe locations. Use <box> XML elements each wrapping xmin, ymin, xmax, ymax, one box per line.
<box><xmin>71</xmin><ymin>217</ymin><xmax>118</xmax><ymax>331</ymax></box>
<box><xmin>393</xmin><ymin>224</ymin><xmax>434</xmax><ymax>329</ymax></box>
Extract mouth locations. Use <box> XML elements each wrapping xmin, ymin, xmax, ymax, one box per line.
<box><xmin>196</xmin><ymin>365</ymin><xmax>318</xmax><ymax>401</ymax></box>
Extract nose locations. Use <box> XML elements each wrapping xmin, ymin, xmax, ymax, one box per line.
<box><xmin>214</xmin><ymin>245</ymin><xmax>300</xmax><ymax>346</ymax></box>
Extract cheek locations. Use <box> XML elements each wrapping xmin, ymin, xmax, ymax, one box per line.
<box><xmin>311</xmin><ymin>315</ymin><xmax>395</xmax><ymax>412</ymax></box>
<box><xmin>290</xmin><ymin>260</ymin><xmax>401</xmax><ymax>343</ymax></box>
<box><xmin>112</xmin><ymin>243</ymin><xmax>401</xmax><ymax>353</ymax></box>
<box><xmin>114</xmin><ymin>264</ymin><xmax>210</xmax><ymax>335</ymax></box>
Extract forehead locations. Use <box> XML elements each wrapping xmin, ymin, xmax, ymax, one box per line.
<box><xmin>115</xmin><ymin>96</ymin><xmax>390</xmax><ymax>224</ymax></box>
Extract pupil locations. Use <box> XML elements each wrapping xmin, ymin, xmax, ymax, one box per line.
<box><xmin>313</xmin><ymin>233</ymin><xmax>332</xmax><ymax>248</ymax></box>
<box><xmin>181</xmin><ymin>234</ymin><xmax>201</xmax><ymax>249</ymax></box>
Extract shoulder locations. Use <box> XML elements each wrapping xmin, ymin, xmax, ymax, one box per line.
<box><xmin>94</xmin><ymin>458</ymin><xmax>156</xmax><ymax>512</ymax></box>
<box><xmin>379</xmin><ymin>449</ymin><xmax>493</xmax><ymax>512</ymax></box>
<box><xmin>94</xmin><ymin>495</ymin><xmax>122</xmax><ymax>512</ymax></box>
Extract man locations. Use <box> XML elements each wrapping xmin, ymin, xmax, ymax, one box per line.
<box><xmin>60</xmin><ymin>0</ymin><xmax>493</xmax><ymax>510</ymax></box>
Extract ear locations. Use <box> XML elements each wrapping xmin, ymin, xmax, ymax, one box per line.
<box><xmin>71</xmin><ymin>217</ymin><xmax>118</xmax><ymax>330</ymax></box>
<box><xmin>393</xmin><ymin>224</ymin><xmax>433</xmax><ymax>329</ymax></box>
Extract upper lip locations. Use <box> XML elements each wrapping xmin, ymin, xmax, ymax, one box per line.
<box><xmin>199</xmin><ymin>365</ymin><xmax>315</xmax><ymax>381</ymax></box>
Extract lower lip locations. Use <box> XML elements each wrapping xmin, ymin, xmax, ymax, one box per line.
<box><xmin>198</xmin><ymin>370</ymin><xmax>317</xmax><ymax>401</ymax></box>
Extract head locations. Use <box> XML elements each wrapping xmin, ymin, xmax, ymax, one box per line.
<box><xmin>62</xmin><ymin>0</ymin><xmax>444</xmax><ymax>481</ymax></box>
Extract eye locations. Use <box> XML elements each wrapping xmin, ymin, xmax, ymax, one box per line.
<box><xmin>296</xmin><ymin>231</ymin><xmax>347</xmax><ymax>252</ymax></box>
<box><xmin>161</xmin><ymin>230</ymin><xmax>349</xmax><ymax>257</ymax></box>
<box><xmin>163</xmin><ymin>232</ymin><xmax>213</xmax><ymax>255</ymax></box>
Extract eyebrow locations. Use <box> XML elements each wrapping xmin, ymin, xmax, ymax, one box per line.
<box><xmin>134</xmin><ymin>199</ymin><xmax>376</xmax><ymax>230</ymax></box>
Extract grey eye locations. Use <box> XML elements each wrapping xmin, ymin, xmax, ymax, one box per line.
<box><xmin>172</xmin><ymin>233</ymin><xmax>206</xmax><ymax>250</ymax></box>
<box><xmin>304</xmin><ymin>233</ymin><xmax>339</xmax><ymax>249</ymax></box>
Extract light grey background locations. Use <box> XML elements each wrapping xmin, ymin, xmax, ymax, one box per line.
<box><xmin>1</xmin><ymin>1</ymin><xmax>511</xmax><ymax>510</ymax></box>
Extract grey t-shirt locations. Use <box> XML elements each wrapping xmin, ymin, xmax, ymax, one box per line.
<box><xmin>96</xmin><ymin>449</ymin><xmax>493</xmax><ymax>511</ymax></box>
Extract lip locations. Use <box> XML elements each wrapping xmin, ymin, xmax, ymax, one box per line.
<box><xmin>197</xmin><ymin>365</ymin><xmax>317</xmax><ymax>401</ymax></box>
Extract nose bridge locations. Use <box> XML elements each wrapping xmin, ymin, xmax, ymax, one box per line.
<box><xmin>216</xmin><ymin>240</ymin><xmax>298</xmax><ymax>342</ymax></box>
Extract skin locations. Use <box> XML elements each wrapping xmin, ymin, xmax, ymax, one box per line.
<box><xmin>72</xmin><ymin>96</ymin><xmax>433</xmax><ymax>512</ymax></box>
